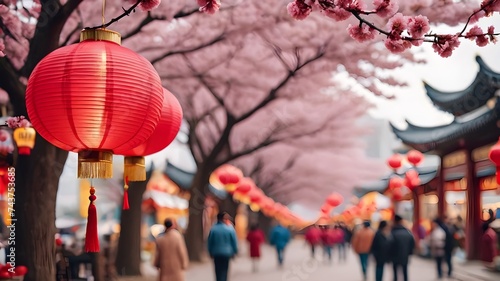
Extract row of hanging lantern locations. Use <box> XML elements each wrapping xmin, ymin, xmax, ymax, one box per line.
<box><xmin>24</xmin><ymin>28</ymin><xmax>183</xmax><ymax>252</ymax></box>
<box><xmin>386</xmin><ymin>150</ymin><xmax>424</xmax><ymax>201</ymax></box>
<box><xmin>211</xmin><ymin>165</ymin><xmax>309</xmax><ymax>228</ymax></box>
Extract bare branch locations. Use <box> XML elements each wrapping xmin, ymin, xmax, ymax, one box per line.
<box><xmin>150</xmin><ymin>34</ymin><xmax>225</xmax><ymax>65</ymax></box>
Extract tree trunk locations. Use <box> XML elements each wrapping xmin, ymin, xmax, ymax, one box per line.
<box><xmin>185</xmin><ymin>166</ymin><xmax>212</xmax><ymax>262</ymax></box>
<box><xmin>218</xmin><ymin>196</ymin><xmax>238</xmax><ymax>218</ymax></box>
<box><xmin>15</xmin><ymin>137</ymin><xmax>68</xmax><ymax>281</ymax></box>
<box><xmin>115</xmin><ymin>179</ymin><xmax>148</xmax><ymax>276</ymax></box>
<box><xmin>257</xmin><ymin>211</ymin><xmax>272</xmax><ymax>240</ymax></box>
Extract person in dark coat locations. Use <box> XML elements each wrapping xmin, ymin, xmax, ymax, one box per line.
<box><xmin>371</xmin><ymin>221</ymin><xmax>391</xmax><ymax>281</ymax></box>
<box><xmin>269</xmin><ymin>223</ymin><xmax>291</xmax><ymax>267</ymax></box>
<box><xmin>207</xmin><ymin>212</ymin><xmax>239</xmax><ymax>281</ymax></box>
<box><xmin>390</xmin><ymin>215</ymin><xmax>415</xmax><ymax>281</ymax></box>
<box><xmin>246</xmin><ymin>223</ymin><xmax>265</xmax><ymax>272</ymax></box>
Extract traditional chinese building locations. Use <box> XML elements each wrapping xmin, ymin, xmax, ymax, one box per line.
<box><xmin>391</xmin><ymin>56</ymin><xmax>500</xmax><ymax>260</ymax></box>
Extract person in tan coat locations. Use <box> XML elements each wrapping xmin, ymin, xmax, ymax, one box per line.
<box><xmin>154</xmin><ymin>218</ymin><xmax>189</xmax><ymax>281</ymax></box>
<box><xmin>352</xmin><ymin>221</ymin><xmax>375</xmax><ymax>281</ymax></box>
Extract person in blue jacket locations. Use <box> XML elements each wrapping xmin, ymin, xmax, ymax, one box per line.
<box><xmin>207</xmin><ymin>212</ymin><xmax>239</xmax><ymax>281</ymax></box>
<box><xmin>269</xmin><ymin>222</ymin><xmax>291</xmax><ymax>267</ymax></box>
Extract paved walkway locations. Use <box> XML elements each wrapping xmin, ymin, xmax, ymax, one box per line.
<box><xmin>119</xmin><ymin>239</ymin><xmax>500</xmax><ymax>281</ymax></box>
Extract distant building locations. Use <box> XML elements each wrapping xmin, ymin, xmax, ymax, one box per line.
<box><xmin>358</xmin><ymin>115</ymin><xmax>402</xmax><ymax>160</ymax></box>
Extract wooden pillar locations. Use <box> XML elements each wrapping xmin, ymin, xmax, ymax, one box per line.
<box><xmin>438</xmin><ymin>156</ymin><xmax>446</xmax><ymax>218</ymax></box>
<box><xmin>465</xmin><ymin>149</ymin><xmax>481</xmax><ymax>260</ymax></box>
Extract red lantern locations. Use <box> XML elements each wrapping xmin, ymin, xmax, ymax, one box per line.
<box><xmin>249</xmin><ymin>190</ymin><xmax>262</xmax><ymax>204</ymax></box>
<box><xmin>326</xmin><ymin>192</ymin><xmax>343</xmax><ymax>207</ymax></box>
<box><xmin>405</xmin><ymin>169</ymin><xmax>421</xmax><ymax>190</ymax></box>
<box><xmin>392</xmin><ymin>188</ymin><xmax>403</xmax><ymax>201</ymax></box>
<box><xmin>407</xmin><ymin>150</ymin><xmax>424</xmax><ymax>166</ymax></box>
<box><xmin>388</xmin><ymin>176</ymin><xmax>404</xmax><ymax>190</ymax></box>
<box><xmin>115</xmin><ymin>89</ymin><xmax>183</xmax><ymax>181</ymax></box>
<box><xmin>218</xmin><ymin>173</ymin><xmax>230</xmax><ymax>185</ymax></box>
<box><xmin>387</xmin><ymin>154</ymin><xmax>402</xmax><ymax>170</ymax></box>
<box><xmin>320</xmin><ymin>204</ymin><xmax>332</xmax><ymax>214</ymax></box>
<box><xmin>26</xmin><ymin>28</ymin><xmax>164</xmax><ymax>179</ymax></box>
<box><xmin>489</xmin><ymin>138</ymin><xmax>500</xmax><ymax>184</ymax></box>
<box><xmin>235</xmin><ymin>178</ymin><xmax>254</xmax><ymax>194</ymax></box>
<box><xmin>12</xmin><ymin>265</ymin><xmax>27</xmax><ymax>276</ymax></box>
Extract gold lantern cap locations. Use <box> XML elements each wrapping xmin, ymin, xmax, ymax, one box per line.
<box><xmin>80</xmin><ymin>28</ymin><xmax>121</xmax><ymax>45</ymax></box>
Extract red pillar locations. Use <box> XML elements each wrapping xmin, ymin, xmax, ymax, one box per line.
<box><xmin>412</xmin><ymin>190</ymin><xmax>421</xmax><ymax>243</ymax></box>
<box><xmin>465</xmin><ymin>149</ymin><xmax>481</xmax><ymax>260</ymax></box>
<box><xmin>438</xmin><ymin>156</ymin><xmax>446</xmax><ymax>218</ymax></box>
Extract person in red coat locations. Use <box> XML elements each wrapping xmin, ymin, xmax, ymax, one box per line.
<box><xmin>304</xmin><ymin>225</ymin><xmax>322</xmax><ymax>259</ymax></box>
<box><xmin>246</xmin><ymin>223</ymin><xmax>265</xmax><ymax>272</ymax></box>
<box><xmin>481</xmin><ymin>222</ymin><xmax>498</xmax><ymax>268</ymax></box>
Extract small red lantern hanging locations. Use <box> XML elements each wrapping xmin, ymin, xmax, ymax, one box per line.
<box><xmin>326</xmin><ymin>192</ymin><xmax>343</xmax><ymax>207</ymax></box>
<box><xmin>13</xmin><ymin>127</ymin><xmax>36</xmax><ymax>155</ymax></box>
<box><xmin>115</xmin><ymin>88</ymin><xmax>183</xmax><ymax>182</ymax></box>
<box><xmin>388</xmin><ymin>176</ymin><xmax>404</xmax><ymax>190</ymax></box>
<box><xmin>407</xmin><ymin>150</ymin><xmax>424</xmax><ymax>166</ymax></box>
<box><xmin>489</xmin><ymin>138</ymin><xmax>500</xmax><ymax>184</ymax></box>
<box><xmin>404</xmin><ymin>169</ymin><xmax>421</xmax><ymax>190</ymax></box>
<box><xmin>234</xmin><ymin>178</ymin><xmax>254</xmax><ymax>194</ymax></box>
<box><xmin>387</xmin><ymin>154</ymin><xmax>402</xmax><ymax>170</ymax></box>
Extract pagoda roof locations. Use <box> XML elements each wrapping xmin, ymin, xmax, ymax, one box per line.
<box><xmin>354</xmin><ymin>166</ymin><xmax>438</xmax><ymax>197</ymax></box>
<box><xmin>390</xmin><ymin>96</ymin><xmax>500</xmax><ymax>154</ymax></box>
<box><xmin>425</xmin><ymin>56</ymin><xmax>500</xmax><ymax>116</ymax></box>
<box><xmin>163</xmin><ymin>161</ymin><xmax>227</xmax><ymax>199</ymax></box>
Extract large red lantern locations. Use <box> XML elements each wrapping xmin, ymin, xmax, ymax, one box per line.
<box><xmin>387</xmin><ymin>154</ymin><xmax>402</xmax><ymax>170</ymax></box>
<box><xmin>25</xmin><ymin>28</ymin><xmax>164</xmax><ymax>253</ymax></box>
<box><xmin>407</xmin><ymin>150</ymin><xmax>424</xmax><ymax>166</ymax></box>
<box><xmin>115</xmin><ymin>89</ymin><xmax>183</xmax><ymax>181</ymax></box>
<box><xmin>489</xmin><ymin>138</ymin><xmax>500</xmax><ymax>184</ymax></box>
<box><xmin>26</xmin><ymin>28</ymin><xmax>164</xmax><ymax>179</ymax></box>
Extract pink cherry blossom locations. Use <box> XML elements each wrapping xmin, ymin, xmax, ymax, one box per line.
<box><xmin>347</xmin><ymin>24</ymin><xmax>377</xmax><ymax>42</ymax></box>
<box><xmin>373</xmin><ymin>0</ymin><xmax>398</xmax><ymax>18</ymax></box>
<box><xmin>287</xmin><ymin>0</ymin><xmax>312</xmax><ymax>20</ymax></box>
<box><xmin>322</xmin><ymin>6</ymin><xmax>351</xmax><ymax>21</ymax></box>
<box><xmin>469</xmin><ymin>9</ymin><xmax>486</xmax><ymax>24</ymax></box>
<box><xmin>407</xmin><ymin>15</ymin><xmax>430</xmax><ymax>38</ymax></box>
<box><xmin>432</xmin><ymin>35</ymin><xmax>460</xmax><ymax>58</ymax></box>
<box><xmin>138</xmin><ymin>0</ymin><xmax>161</xmax><ymax>11</ymax></box>
<box><xmin>6</xmin><ymin>116</ymin><xmax>31</xmax><ymax>129</ymax></box>
<box><xmin>198</xmin><ymin>0</ymin><xmax>221</xmax><ymax>14</ymax></box>
<box><xmin>487</xmin><ymin>26</ymin><xmax>497</xmax><ymax>43</ymax></box>
<box><xmin>481</xmin><ymin>0</ymin><xmax>500</xmax><ymax>16</ymax></box>
<box><xmin>387</xmin><ymin>13</ymin><xmax>409</xmax><ymax>36</ymax></box>
<box><xmin>384</xmin><ymin>37</ymin><xmax>411</xmax><ymax>53</ymax></box>
<box><xmin>465</xmin><ymin>26</ymin><xmax>489</xmax><ymax>46</ymax></box>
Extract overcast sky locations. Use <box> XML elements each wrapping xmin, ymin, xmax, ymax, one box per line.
<box><xmin>367</xmin><ymin>15</ymin><xmax>500</xmax><ymax>128</ymax></box>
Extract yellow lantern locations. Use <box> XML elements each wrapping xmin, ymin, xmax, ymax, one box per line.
<box><xmin>225</xmin><ymin>183</ymin><xmax>237</xmax><ymax>192</ymax></box>
<box><xmin>13</xmin><ymin>127</ymin><xmax>36</xmax><ymax>155</ymax></box>
<box><xmin>250</xmin><ymin>203</ymin><xmax>260</xmax><ymax>212</ymax></box>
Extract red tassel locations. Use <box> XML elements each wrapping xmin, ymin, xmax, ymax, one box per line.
<box><xmin>85</xmin><ymin>186</ymin><xmax>100</xmax><ymax>252</ymax></box>
<box><xmin>123</xmin><ymin>176</ymin><xmax>130</xmax><ymax>210</ymax></box>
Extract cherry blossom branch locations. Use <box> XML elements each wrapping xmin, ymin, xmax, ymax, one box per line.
<box><xmin>282</xmin><ymin>0</ymin><xmax>500</xmax><ymax>57</ymax></box>
<box><xmin>84</xmin><ymin>0</ymin><xmax>146</xmax><ymax>30</ymax></box>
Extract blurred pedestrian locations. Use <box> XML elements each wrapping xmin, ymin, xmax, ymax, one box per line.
<box><xmin>333</xmin><ymin>224</ymin><xmax>346</xmax><ymax>262</ymax></box>
<box><xmin>481</xmin><ymin>221</ymin><xmax>498</xmax><ymax>269</ymax></box>
<box><xmin>154</xmin><ymin>218</ymin><xmax>189</xmax><ymax>281</ymax></box>
<box><xmin>304</xmin><ymin>225</ymin><xmax>322</xmax><ymax>259</ymax></box>
<box><xmin>352</xmin><ymin>221</ymin><xmax>375</xmax><ymax>281</ymax></box>
<box><xmin>390</xmin><ymin>215</ymin><xmax>415</xmax><ymax>281</ymax></box>
<box><xmin>371</xmin><ymin>221</ymin><xmax>391</xmax><ymax>281</ymax></box>
<box><xmin>269</xmin><ymin>223</ymin><xmax>291</xmax><ymax>268</ymax></box>
<box><xmin>207</xmin><ymin>212</ymin><xmax>239</xmax><ymax>281</ymax></box>
<box><xmin>320</xmin><ymin>225</ymin><xmax>335</xmax><ymax>263</ymax></box>
<box><xmin>246</xmin><ymin>223</ymin><xmax>265</xmax><ymax>272</ymax></box>
<box><xmin>430</xmin><ymin>218</ymin><xmax>447</xmax><ymax>279</ymax></box>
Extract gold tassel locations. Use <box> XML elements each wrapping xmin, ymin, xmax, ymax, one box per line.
<box><xmin>124</xmin><ymin>156</ymin><xmax>146</xmax><ymax>181</ymax></box>
<box><xmin>78</xmin><ymin>150</ymin><xmax>113</xmax><ymax>179</ymax></box>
